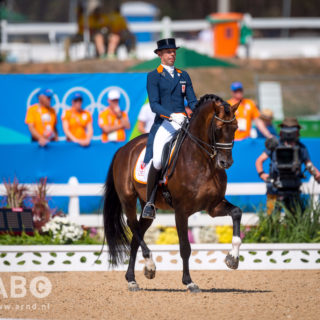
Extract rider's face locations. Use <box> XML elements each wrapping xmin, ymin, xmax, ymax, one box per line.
<box><xmin>158</xmin><ymin>49</ymin><xmax>176</xmax><ymax>66</ymax></box>
<box><xmin>232</xmin><ymin>89</ymin><xmax>244</xmax><ymax>101</ymax></box>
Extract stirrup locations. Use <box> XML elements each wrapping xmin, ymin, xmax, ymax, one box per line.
<box><xmin>142</xmin><ymin>202</ymin><xmax>156</xmax><ymax>219</ymax></box>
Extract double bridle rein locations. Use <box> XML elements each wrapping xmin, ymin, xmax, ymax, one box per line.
<box><xmin>181</xmin><ymin>113</ymin><xmax>236</xmax><ymax>159</ymax></box>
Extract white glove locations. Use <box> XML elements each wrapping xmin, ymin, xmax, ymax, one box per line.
<box><xmin>170</xmin><ymin>113</ymin><xmax>186</xmax><ymax>126</ymax></box>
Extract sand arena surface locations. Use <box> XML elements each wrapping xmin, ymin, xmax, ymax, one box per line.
<box><xmin>0</xmin><ymin>270</ymin><xmax>319</xmax><ymax>320</ymax></box>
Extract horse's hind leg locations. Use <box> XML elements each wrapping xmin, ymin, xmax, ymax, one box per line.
<box><xmin>125</xmin><ymin>201</ymin><xmax>154</xmax><ymax>290</ymax></box>
<box><xmin>209</xmin><ymin>199</ymin><xmax>242</xmax><ymax>269</ymax></box>
<box><xmin>175</xmin><ymin>212</ymin><xmax>201</xmax><ymax>293</ymax></box>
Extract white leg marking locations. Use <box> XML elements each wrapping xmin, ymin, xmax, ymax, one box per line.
<box><xmin>230</xmin><ymin>236</ymin><xmax>242</xmax><ymax>258</ymax></box>
<box><xmin>145</xmin><ymin>252</ymin><xmax>156</xmax><ymax>271</ymax></box>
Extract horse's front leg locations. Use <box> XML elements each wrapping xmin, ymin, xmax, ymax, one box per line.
<box><xmin>209</xmin><ymin>198</ymin><xmax>242</xmax><ymax>269</ymax></box>
<box><xmin>175</xmin><ymin>212</ymin><xmax>201</xmax><ymax>293</ymax></box>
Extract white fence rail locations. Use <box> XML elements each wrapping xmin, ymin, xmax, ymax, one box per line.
<box><xmin>0</xmin><ymin>243</ymin><xmax>319</xmax><ymax>272</ymax></box>
<box><xmin>0</xmin><ymin>176</ymin><xmax>318</xmax><ymax>227</ymax></box>
<box><xmin>2</xmin><ymin>17</ymin><xmax>320</xmax><ymax>61</ymax></box>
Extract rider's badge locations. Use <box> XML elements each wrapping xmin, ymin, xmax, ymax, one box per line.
<box><xmin>181</xmin><ymin>84</ymin><xmax>186</xmax><ymax>93</ymax></box>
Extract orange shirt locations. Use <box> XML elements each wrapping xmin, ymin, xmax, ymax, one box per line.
<box><xmin>227</xmin><ymin>98</ymin><xmax>260</xmax><ymax>140</ymax></box>
<box><xmin>62</xmin><ymin>108</ymin><xmax>92</xmax><ymax>140</ymax></box>
<box><xmin>25</xmin><ymin>104</ymin><xmax>56</xmax><ymax>139</ymax></box>
<box><xmin>99</xmin><ymin>107</ymin><xmax>128</xmax><ymax>142</ymax></box>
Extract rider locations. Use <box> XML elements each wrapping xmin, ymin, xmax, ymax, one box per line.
<box><xmin>142</xmin><ymin>38</ymin><xmax>198</xmax><ymax>219</ymax></box>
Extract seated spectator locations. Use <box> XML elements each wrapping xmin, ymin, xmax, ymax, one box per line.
<box><xmin>62</xmin><ymin>92</ymin><xmax>93</xmax><ymax>147</ymax></box>
<box><xmin>25</xmin><ymin>88</ymin><xmax>58</xmax><ymax>147</ymax></box>
<box><xmin>228</xmin><ymin>82</ymin><xmax>273</xmax><ymax>140</ymax></box>
<box><xmin>106</xmin><ymin>6</ymin><xmax>136</xmax><ymax>59</ymax></box>
<box><xmin>99</xmin><ymin>89</ymin><xmax>130</xmax><ymax>142</ymax></box>
<box><xmin>256</xmin><ymin>109</ymin><xmax>277</xmax><ymax>138</ymax></box>
<box><xmin>138</xmin><ymin>102</ymin><xmax>155</xmax><ymax>134</ymax></box>
<box><xmin>65</xmin><ymin>3</ymin><xmax>109</xmax><ymax>60</ymax></box>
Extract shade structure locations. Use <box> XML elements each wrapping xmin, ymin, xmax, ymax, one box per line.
<box><xmin>127</xmin><ymin>47</ymin><xmax>236</xmax><ymax>71</ymax></box>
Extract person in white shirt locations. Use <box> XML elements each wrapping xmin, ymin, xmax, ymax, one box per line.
<box><xmin>137</xmin><ymin>102</ymin><xmax>156</xmax><ymax>134</ymax></box>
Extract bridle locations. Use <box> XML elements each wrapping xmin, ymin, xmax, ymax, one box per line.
<box><xmin>180</xmin><ymin>113</ymin><xmax>236</xmax><ymax>159</ymax></box>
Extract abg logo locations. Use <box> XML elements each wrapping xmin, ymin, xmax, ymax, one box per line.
<box><xmin>26</xmin><ymin>86</ymin><xmax>131</xmax><ymax>114</ymax></box>
<box><xmin>0</xmin><ymin>276</ymin><xmax>52</xmax><ymax>299</ymax></box>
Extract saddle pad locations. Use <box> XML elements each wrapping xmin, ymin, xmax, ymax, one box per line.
<box><xmin>133</xmin><ymin>145</ymin><xmax>176</xmax><ymax>185</ymax></box>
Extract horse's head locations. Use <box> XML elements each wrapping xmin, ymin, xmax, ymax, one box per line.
<box><xmin>189</xmin><ymin>94</ymin><xmax>240</xmax><ymax>170</ymax></box>
<box><xmin>211</xmin><ymin>99</ymin><xmax>239</xmax><ymax>169</ymax></box>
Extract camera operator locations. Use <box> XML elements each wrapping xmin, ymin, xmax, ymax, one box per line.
<box><xmin>256</xmin><ymin>117</ymin><xmax>320</xmax><ymax>215</ymax></box>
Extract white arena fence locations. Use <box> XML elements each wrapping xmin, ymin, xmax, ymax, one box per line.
<box><xmin>0</xmin><ymin>243</ymin><xmax>319</xmax><ymax>272</ymax></box>
<box><xmin>0</xmin><ymin>177</ymin><xmax>320</xmax><ymax>227</ymax></box>
<box><xmin>2</xmin><ymin>16</ymin><xmax>320</xmax><ymax>62</ymax></box>
<box><xmin>0</xmin><ymin>176</ymin><xmax>319</xmax><ymax>228</ymax></box>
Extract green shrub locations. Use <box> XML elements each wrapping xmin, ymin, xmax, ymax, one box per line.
<box><xmin>243</xmin><ymin>199</ymin><xmax>320</xmax><ymax>243</ymax></box>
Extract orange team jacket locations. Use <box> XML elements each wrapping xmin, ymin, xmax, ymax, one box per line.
<box><xmin>62</xmin><ymin>108</ymin><xmax>92</xmax><ymax>140</ymax></box>
<box><xmin>98</xmin><ymin>107</ymin><xmax>128</xmax><ymax>142</ymax></box>
<box><xmin>227</xmin><ymin>98</ymin><xmax>260</xmax><ymax>140</ymax></box>
<box><xmin>25</xmin><ymin>104</ymin><xmax>57</xmax><ymax>139</ymax></box>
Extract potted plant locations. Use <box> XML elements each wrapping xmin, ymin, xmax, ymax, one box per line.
<box><xmin>0</xmin><ymin>177</ymin><xmax>34</xmax><ymax>235</ymax></box>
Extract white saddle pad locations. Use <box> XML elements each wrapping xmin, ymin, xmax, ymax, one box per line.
<box><xmin>133</xmin><ymin>147</ymin><xmax>151</xmax><ymax>184</ymax></box>
<box><xmin>133</xmin><ymin>145</ymin><xmax>176</xmax><ymax>185</ymax></box>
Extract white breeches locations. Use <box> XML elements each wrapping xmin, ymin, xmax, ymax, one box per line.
<box><xmin>153</xmin><ymin>119</ymin><xmax>181</xmax><ymax>170</ymax></box>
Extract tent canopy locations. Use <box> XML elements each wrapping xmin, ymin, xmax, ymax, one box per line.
<box><xmin>128</xmin><ymin>47</ymin><xmax>236</xmax><ymax>71</ymax></box>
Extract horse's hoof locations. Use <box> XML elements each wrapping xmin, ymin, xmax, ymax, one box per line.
<box><xmin>128</xmin><ymin>281</ymin><xmax>140</xmax><ymax>291</ymax></box>
<box><xmin>187</xmin><ymin>283</ymin><xmax>201</xmax><ymax>293</ymax></box>
<box><xmin>144</xmin><ymin>266</ymin><xmax>156</xmax><ymax>279</ymax></box>
<box><xmin>225</xmin><ymin>253</ymin><xmax>239</xmax><ymax>270</ymax></box>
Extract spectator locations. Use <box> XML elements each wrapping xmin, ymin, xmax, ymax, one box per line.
<box><xmin>62</xmin><ymin>92</ymin><xmax>93</xmax><ymax>147</ymax></box>
<box><xmin>25</xmin><ymin>88</ymin><xmax>58</xmax><ymax>147</ymax></box>
<box><xmin>228</xmin><ymin>82</ymin><xmax>273</xmax><ymax>140</ymax></box>
<box><xmin>65</xmin><ymin>2</ymin><xmax>109</xmax><ymax>60</ymax></box>
<box><xmin>138</xmin><ymin>102</ymin><xmax>155</xmax><ymax>134</ymax></box>
<box><xmin>106</xmin><ymin>6</ymin><xmax>136</xmax><ymax>59</ymax></box>
<box><xmin>98</xmin><ymin>89</ymin><xmax>130</xmax><ymax>142</ymax></box>
<box><xmin>256</xmin><ymin>109</ymin><xmax>277</xmax><ymax>138</ymax></box>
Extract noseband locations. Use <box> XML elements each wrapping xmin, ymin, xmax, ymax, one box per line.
<box><xmin>181</xmin><ymin>113</ymin><xmax>236</xmax><ymax>159</ymax></box>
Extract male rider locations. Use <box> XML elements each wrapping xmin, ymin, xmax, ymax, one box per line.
<box><xmin>142</xmin><ymin>38</ymin><xmax>198</xmax><ymax>219</ymax></box>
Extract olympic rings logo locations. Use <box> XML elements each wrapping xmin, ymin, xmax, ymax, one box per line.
<box><xmin>26</xmin><ymin>86</ymin><xmax>131</xmax><ymax>114</ymax></box>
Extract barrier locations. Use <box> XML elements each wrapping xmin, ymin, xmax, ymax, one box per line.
<box><xmin>0</xmin><ymin>243</ymin><xmax>319</xmax><ymax>272</ymax></box>
<box><xmin>0</xmin><ymin>176</ymin><xmax>318</xmax><ymax>227</ymax></box>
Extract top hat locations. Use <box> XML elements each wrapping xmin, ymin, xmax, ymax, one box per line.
<box><xmin>279</xmin><ymin>117</ymin><xmax>301</xmax><ymax>129</ymax></box>
<box><xmin>154</xmin><ymin>38</ymin><xmax>180</xmax><ymax>53</ymax></box>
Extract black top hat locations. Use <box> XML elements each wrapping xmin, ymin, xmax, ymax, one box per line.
<box><xmin>154</xmin><ymin>38</ymin><xmax>180</xmax><ymax>53</ymax></box>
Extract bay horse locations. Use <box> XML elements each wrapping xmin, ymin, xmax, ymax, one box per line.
<box><xmin>103</xmin><ymin>94</ymin><xmax>242</xmax><ymax>292</ymax></box>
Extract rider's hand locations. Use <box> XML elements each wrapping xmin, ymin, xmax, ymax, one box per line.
<box><xmin>260</xmin><ymin>173</ymin><xmax>269</xmax><ymax>182</ymax></box>
<box><xmin>170</xmin><ymin>113</ymin><xmax>186</xmax><ymax>126</ymax></box>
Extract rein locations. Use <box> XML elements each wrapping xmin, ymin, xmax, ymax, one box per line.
<box><xmin>180</xmin><ymin>113</ymin><xmax>236</xmax><ymax>160</ymax></box>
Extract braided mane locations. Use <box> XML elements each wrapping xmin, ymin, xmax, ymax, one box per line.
<box><xmin>192</xmin><ymin>94</ymin><xmax>230</xmax><ymax>118</ymax></box>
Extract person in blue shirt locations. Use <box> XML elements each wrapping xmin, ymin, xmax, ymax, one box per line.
<box><xmin>142</xmin><ymin>38</ymin><xmax>198</xmax><ymax>219</ymax></box>
<box><xmin>256</xmin><ymin>109</ymin><xmax>277</xmax><ymax>138</ymax></box>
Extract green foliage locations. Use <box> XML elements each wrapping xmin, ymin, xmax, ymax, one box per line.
<box><xmin>243</xmin><ymin>199</ymin><xmax>320</xmax><ymax>243</ymax></box>
<box><xmin>0</xmin><ymin>231</ymin><xmax>102</xmax><ymax>245</ymax></box>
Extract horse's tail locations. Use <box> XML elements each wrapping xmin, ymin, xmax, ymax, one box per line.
<box><xmin>103</xmin><ymin>152</ymin><xmax>130</xmax><ymax>267</ymax></box>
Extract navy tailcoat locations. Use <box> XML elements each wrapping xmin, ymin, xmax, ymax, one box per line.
<box><xmin>144</xmin><ymin>65</ymin><xmax>197</xmax><ymax>163</ymax></box>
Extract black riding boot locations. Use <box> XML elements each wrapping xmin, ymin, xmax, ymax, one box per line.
<box><xmin>142</xmin><ymin>163</ymin><xmax>161</xmax><ymax>219</ymax></box>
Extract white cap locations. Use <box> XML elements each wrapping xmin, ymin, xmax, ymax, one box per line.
<box><xmin>108</xmin><ymin>89</ymin><xmax>121</xmax><ymax>100</ymax></box>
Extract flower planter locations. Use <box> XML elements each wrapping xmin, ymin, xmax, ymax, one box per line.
<box><xmin>0</xmin><ymin>208</ymin><xmax>34</xmax><ymax>235</ymax></box>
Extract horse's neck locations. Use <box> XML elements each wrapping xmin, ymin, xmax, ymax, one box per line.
<box><xmin>189</xmin><ymin>102</ymin><xmax>214</xmax><ymax>143</ymax></box>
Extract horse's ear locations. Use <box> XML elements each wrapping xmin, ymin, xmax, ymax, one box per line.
<box><xmin>231</xmin><ymin>100</ymin><xmax>241</xmax><ymax>113</ymax></box>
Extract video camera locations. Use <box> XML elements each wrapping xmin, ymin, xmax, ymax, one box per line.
<box><xmin>265</xmin><ymin>127</ymin><xmax>303</xmax><ymax>190</ymax></box>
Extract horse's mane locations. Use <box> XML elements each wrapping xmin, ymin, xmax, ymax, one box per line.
<box><xmin>192</xmin><ymin>94</ymin><xmax>231</xmax><ymax>119</ymax></box>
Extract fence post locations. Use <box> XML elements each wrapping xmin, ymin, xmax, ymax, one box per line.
<box><xmin>68</xmin><ymin>176</ymin><xmax>80</xmax><ymax>222</ymax></box>
<box><xmin>1</xmin><ymin>20</ymin><xmax>8</xmax><ymax>45</ymax></box>
<box><xmin>161</xmin><ymin>16</ymin><xmax>172</xmax><ymax>38</ymax></box>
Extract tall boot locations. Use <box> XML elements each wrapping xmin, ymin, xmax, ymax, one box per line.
<box><xmin>142</xmin><ymin>163</ymin><xmax>161</xmax><ymax>219</ymax></box>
